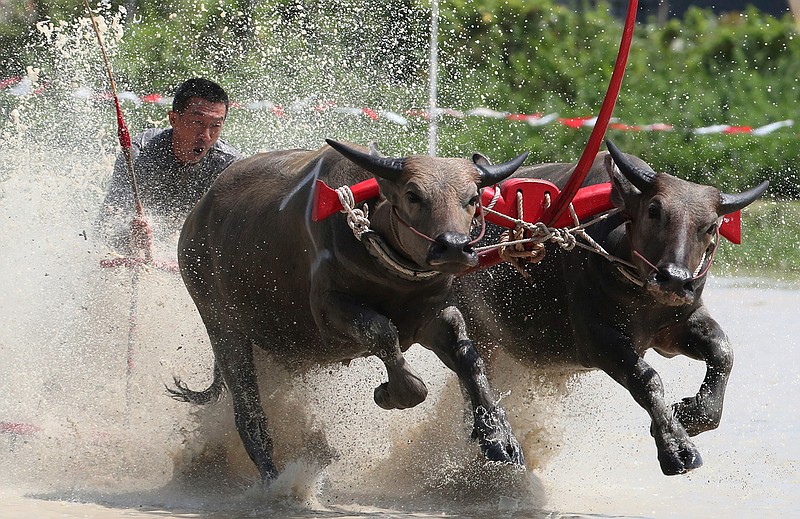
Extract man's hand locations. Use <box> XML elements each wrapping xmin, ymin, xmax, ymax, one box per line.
<box><xmin>129</xmin><ymin>216</ymin><xmax>153</xmax><ymax>257</ymax></box>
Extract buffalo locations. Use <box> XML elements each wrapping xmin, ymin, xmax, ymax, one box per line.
<box><xmin>457</xmin><ymin>140</ymin><xmax>768</xmax><ymax>475</ymax></box>
<box><xmin>171</xmin><ymin>140</ymin><xmax>527</xmax><ymax>481</ymax></box>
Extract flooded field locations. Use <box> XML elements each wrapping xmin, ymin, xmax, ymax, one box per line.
<box><xmin>0</xmin><ymin>142</ymin><xmax>797</xmax><ymax>517</ymax></box>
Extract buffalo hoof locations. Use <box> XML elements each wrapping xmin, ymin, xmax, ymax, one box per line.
<box><xmin>673</xmin><ymin>396</ymin><xmax>721</xmax><ymax>437</ymax></box>
<box><xmin>373</xmin><ymin>377</ymin><xmax>428</xmax><ymax>410</ymax></box>
<box><xmin>472</xmin><ymin>406</ymin><xmax>525</xmax><ymax>466</ymax></box>
<box><xmin>651</xmin><ymin>417</ymin><xmax>703</xmax><ymax>475</ymax></box>
<box><xmin>656</xmin><ymin>439</ymin><xmax>703</xmax><ymax>476</ymax></box>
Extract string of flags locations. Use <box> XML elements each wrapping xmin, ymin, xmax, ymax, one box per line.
<box><xmin>2</xmin><ymin>75</ymin><xmax>795</xmax><ymax>136</ymax></box>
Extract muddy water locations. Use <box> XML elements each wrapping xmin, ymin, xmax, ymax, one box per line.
<box><xmin>0</xmin><ymin>142</ymin><xmax>798</xmax><ymax>518</ymax></box>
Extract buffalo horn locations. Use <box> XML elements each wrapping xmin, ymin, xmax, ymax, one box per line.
<box><xmin>606</xmin><ymin>139</ymin><xmax>656</xmax><ymax>191</ymax></box>
<box><xmin>475</xmin><ymin>152</ymin><xmax>529</xmax><ymax>188</ymax></box>
<box><xmin>326</xmin><ymin>139</ymin><xmax>404</xmax><ymax>182</ymax></box>
<box><xmin>719</xmin><ymin>180</ymin><xmax>769</xmax><ymax>215</ymax></box>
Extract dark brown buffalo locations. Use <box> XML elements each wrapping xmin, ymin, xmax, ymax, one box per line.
<box><xmin>457</xmin><ymin>140</ymin><xmax>768</xmax><ymax>475</ymax></box>
<box><xmin>171</xmin><ymin>139</ymin><xmax>528</xmax><ymax>481</ymax></box>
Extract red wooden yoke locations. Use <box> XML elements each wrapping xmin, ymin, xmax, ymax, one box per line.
<box><xmin>313</xmin><ymin>176</ymin><xmax>741</xmax><ymax>252</ymax></box>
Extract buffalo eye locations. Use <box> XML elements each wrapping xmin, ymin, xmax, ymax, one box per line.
<box><xmin>706</xmin><ymin>223</ymin><xmax>717</xmax><ymax>235</ymax></box>
<box><xmin>647</xmin><ymin>202</ymin><xmax>661</xmax><ymax>219</ymax></box>
<box><xmin>405</xmin><ymin>191</ymin><xmax>422</xmax><ymax>205</ymax></box>
<box><xmin>467</xmin><ymin>195</ymin><xmax>479</xmax><ymax>207</ymax></box>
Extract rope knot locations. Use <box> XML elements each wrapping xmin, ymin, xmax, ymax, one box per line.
<box><xmin>336</xmin><ymin>185</ymin><xmax>370</xmax><ymax>239</ymax></box>
<box><xmin>550</xmin><ymin>227</ymin><xmax>577</xmax><ymax>251</ymax></box>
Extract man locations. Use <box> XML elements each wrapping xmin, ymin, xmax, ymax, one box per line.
<box><xmin>97</xmin><ymin>77</ymin><xmax>241</xmax><ymax>254</ymax></box>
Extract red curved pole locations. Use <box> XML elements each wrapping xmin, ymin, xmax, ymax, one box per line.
<box><xmin>542</xmin><ymin>0</ymin><xmax>639</xmax><ymax>226</ymax></box>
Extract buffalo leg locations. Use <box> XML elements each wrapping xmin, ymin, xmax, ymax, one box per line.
<box><xmin>209</xmin><ymin>326</ymin><xmax>278</xmax><ymax>481</ymax></box>
<box><xmin>584</xmin><ymin>328</ymin><xmax>702</xmax><ymax>475</ymax></box>
<box><xmin>672</xmin><ymin>308</ymin><xmax>734</xmax><ymax>436</ymax></box>
<box><xmin>419</xmin><ymin>306</ymin><xmax>524</xmax><ymax>465</ymax></box>
<box><xmin>312</xmin><ymin>293</ymin><xmax>428</xmax><ymax>410</ymax></box>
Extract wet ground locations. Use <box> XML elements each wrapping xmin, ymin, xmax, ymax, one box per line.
<box><xmin>0</xmin><ymin>272</ymin><xmax>797</xmax><ymax>519</ymax></box>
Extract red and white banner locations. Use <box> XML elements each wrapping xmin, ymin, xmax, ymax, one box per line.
<box><xmin>2</xmin><ymin>76</ymin><xmax>794</xmax><ymax>136</ymax></box>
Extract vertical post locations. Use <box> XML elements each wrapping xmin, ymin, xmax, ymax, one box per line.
<box><xmin>428</xmin><ymin>0</ymin><xmax>439</xmax><ymax>157</ymax></box>
<box><xmin>791</xmin><ymin>0</ymin><xmax>800</xmax><ymax>29</ymax></box>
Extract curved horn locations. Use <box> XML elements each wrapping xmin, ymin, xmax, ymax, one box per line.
<box><xmin>326</xmin><ymin>139</ymin><xmax>404</xmax><ymax>182</ymax></box>
<box><xmin>475</xmin><ymin>151</ymin><xmax>529</xmax><ymax>188</ymax></box>
<box><xmin>719</xmin><ymin>180</ymin><xmax>769</xmax><ymax>215</ymax></box>
<box><xmin>606</xmin><ymin>139</ymin><xmax>656</xmax><ymax>192</ymax></box>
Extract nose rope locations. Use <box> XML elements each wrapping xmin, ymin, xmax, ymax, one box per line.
<box><xmin>390</xmin><ymin>203</ymin><xmax>487</xmax><ymax>246</ymax></box>
<box><xmin>627</xmin><ymin>222</ymin><xmax>720</xmax><ymax>283</ymax></box>
<box><xmin>391</xmin><ymin>207</ymin><xmax>437</xmax><ymax>244</ymax></box>
<box><xmin>469</xmin><ymin>204</ymin><xmax>487</xmax><ymax>245</ymax></box>
<box><xmin>631</xmin><ymin>248</ymin><xmax>659</xmax><ymax>275</ymax></box>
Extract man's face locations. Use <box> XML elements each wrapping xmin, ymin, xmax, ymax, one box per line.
<box><xmin>168</xmin><ymin>97</ymin><xmax>228</xmax><ymax>165</ymax></box>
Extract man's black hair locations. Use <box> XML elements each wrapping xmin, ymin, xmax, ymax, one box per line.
<box><xmin>172</xmin><ymin>77</ymin><xmax>230</xmax><ymax>113</ymax></box>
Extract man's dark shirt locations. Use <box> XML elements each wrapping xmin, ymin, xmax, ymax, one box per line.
<box><xmin>97</xmin><ymin>128</ymin><xmax>240</xmax><ymax>250</ymax></box>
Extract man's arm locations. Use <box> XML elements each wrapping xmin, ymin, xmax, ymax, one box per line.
<box><xmin>95</xmin><ymin>135</ymin><xmax>146</xmax><ymax>252</ymax></box>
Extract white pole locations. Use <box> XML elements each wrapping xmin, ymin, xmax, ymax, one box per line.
<box><xmin>428</xmin><ymin>0</ymin><xmax>439</xmax><ymax>157</ymax></box>
<box><xmin>790</xmin><ymin>0</ymin><xmax>800</xmax><ymax>29</ymax></box>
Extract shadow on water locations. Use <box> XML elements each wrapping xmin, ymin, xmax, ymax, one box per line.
<box><xmin>22</xmin><ymin>483</ymin><xmax>645</xmax><ymax>519</ymax></box>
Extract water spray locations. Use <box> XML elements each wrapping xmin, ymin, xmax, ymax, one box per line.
<box><xmin>81</xmin><ymin>0</ymin><xmax>152</xmax><ymax>262</ymax></box>
<box><xmin>428</xmin><ymin>0</ymin><xmax>439</xmax><ymax>157</ymax></box>
<box><xmin>82</xmin><ymin>0</ymin><xmax>156</xmax><ymax>383</ymax></box>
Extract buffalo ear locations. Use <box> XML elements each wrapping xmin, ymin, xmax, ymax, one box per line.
<box><xmin>326</xmin><ymin>139</ymin><xmax>404</xmax><ymax>182</ymax></box>
<box><xmin>472</xmin><ymin>153</ymin><xmax>492</xmax><ymax>167</ymax></box>
<box><xmin>605</xmin><ymin>152</ymin><xmax>640</xmax><ymax>209</ymax></box>
<box><xmin>719</xmin><ymin>180</ymin><xmax>769</xmax><ymax>215</ymax></box>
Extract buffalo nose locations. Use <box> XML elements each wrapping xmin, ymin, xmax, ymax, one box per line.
<box><xmin>428</xmin><ymin>232</ymin><xmax>476</xmax><ymax>264</ymax></box>
<box><xmin>652</xmin><ymin>264</ymin><xmax>694</xmax><ymax>295</ymax></box>
<box><xmin>433</xmin><ymin>231</ymin><xmax>473</xmax><ymax>253</ymax></box>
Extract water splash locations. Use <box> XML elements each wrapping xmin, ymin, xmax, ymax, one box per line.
<box><xmin>0</xmin><ymin>5</ymin><xmax>558</xmax><ymax>516</ymax></box>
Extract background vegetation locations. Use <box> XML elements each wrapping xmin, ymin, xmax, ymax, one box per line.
<box><xmin>1</xmin><ymin>0</ymin><xmax>798</xmax><ymax>275</ymax></box>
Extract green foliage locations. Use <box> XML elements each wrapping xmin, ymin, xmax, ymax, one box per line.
<box><xmin>716</xmin><ymin>200</ymin><xmax>800</xmax><ymax>278</ymax></box>
<box><xmin>1</xmin><ymin>0</ymin><xmax>799</xmax><ymax>197</ymax></box>
<box><xmin>432</xmin><ymin>1</ymin><xmax>800</xmax><ymax>197</ymax></box>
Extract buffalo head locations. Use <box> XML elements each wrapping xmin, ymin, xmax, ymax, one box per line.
<box><xmin>606</xmin><ymin>140</ymin><xmax>768</xmax><ymax>306</ymax></box>
<box><xmin>327</xmin><ymin>139</ymin><xmax>528</xmax><ymax>274</ymax></box>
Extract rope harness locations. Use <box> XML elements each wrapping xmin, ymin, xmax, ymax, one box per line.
<box><xmin>335</xmin><ymin>186</ymin><xmax>441</xmax><ymax>280</ymax></box>
<box><xmin>333</xmin><ymin>183</ymin><xmax>684</xmax><ymax>285</ymax></box>
<box><xmin>476</xmin><ymin>185</ymin><xmax>634</xmax><ymax>279</ymax></box>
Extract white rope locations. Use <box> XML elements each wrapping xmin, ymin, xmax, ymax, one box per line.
<box><xmin>485</xmin><ymin>185</ymin><xmax>502</xmax><ymax>211</ymax></box>
<box><xmin>336</xmin><ymin>185</ymin><xmax>371</xmax><ymax>239</ymax></box>
<box><xmin>476</xmin><ymin>204</ymin><xmax>627</xmax><ymax>261</ymax></box>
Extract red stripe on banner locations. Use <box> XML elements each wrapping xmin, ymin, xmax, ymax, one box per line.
<box><xmin>362</xmin><ymin>107</ymin><xmax>379</xmax><ymax>121</ymax></box>
<box><xmin>315</xmin><ymin>100</ymin><xmax>336</xmax><ymax>111</ymax></box>
<box><xmin>0</xmin><ymin>76</ymin><xmax>21</xmax><ymax>89</ymax></box>
<box><xmin>723</xmin><ymin>126</ymin><xmax>753</xmax><ymax>134</ymax></box>
<box><xmin>506</xmin><ymin>113</ymin><xmax>542</xmax><ymax>121</ymax></box>
<box><xmin>610</xmin><ymin>123</ymin><xmax>642</xmax><ymax>131</ymax></box>
<box><xmin>406</xmin><ymin>109</ymin><xmax>431</xmax><ymax>119</ymax></box>
<box><xmin>560</xmin><ymin>117</ymin><xmax>592</xmax><ymax>128</ymax></box>
<box><xmin>141</xmin><ymin>93</ymin><xmax>163</xmax><ymax>103</ymax></box>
